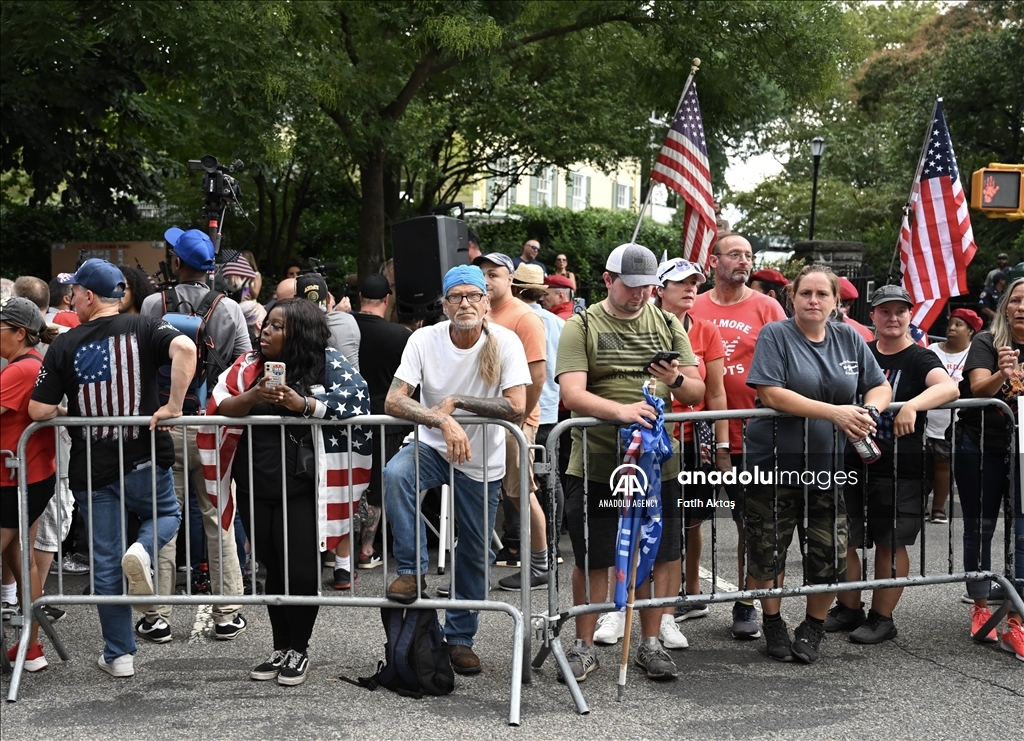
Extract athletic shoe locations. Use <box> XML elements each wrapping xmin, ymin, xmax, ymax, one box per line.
<box><xmin>634</xmin><ymin>636</ymin><xmax>677</xmax><ymax>680</ymax></box>
<box><xmin>823</xmin><ymin>601</ymin><xmax>866</xmax><ymax>632</ymax></box>
<box><xmin>1</xmin><ymin>600</ymin><xmax>16</xmax><ymax>621</ymax></box>
<box><xmin>42</xmin><ymin>605</ymin><xmax>66</xmax><ymax>623</ymax></box>
<box><xmin>242</xmin><ymin>575</ymin><xmax>264</xmax><ymax>595</ymax></box>
<box><xmin>7</xmin><ymin>643</ymin><xmax>47</xmax><ymax>672</ymax></box>
<box><xmin>961</xmin><ymin>583</ymin><xmax>1006</xmax><ymax>604</ymax></box>
<box><xmin>731</xmin><ymin>602</ymin><xmax>762</xmax><ymax>639</ymax></box>
<box><xmin>250</xmin><ymin>649</ymin><xmax>287</xmax><ymax>681</ymax></box>
<box><xmin>51</xmin><ymin>552</ymin><xmax>90</xmax><ymax>575</ymax></box>
<box><xmin>497</xmin><ymin>571</ymin><xmax>547</xmax><ymax>591</ymax></box>
<box><xmin>557</xmin><ymin>638</ymin><xmax>598</xmax><ymax>683</ymax></box>
<box><xmin>791</xmin><ymin>620</ymin><xmax>825</xmax><ymax>664</ymax></box>
<box><xmin>121</xmin><ymin>542</ymin><xmax>154</xmax><ymax>612</ymax></box>
<box><xmin>593</xmin><ymin>611</ymin><xmax>625</xmax><ymax>645</ymax></box>
<box><xmin>659</xmin><ymin>614</ymin><xmax>689</xmax><ymax>649</ymax></box>
<box><xmin>333</xmin><ymin>568</ymin><xmax>357</xmax><ymax>590</ymax></box>
<box><xmin>999</xmin><ymin>618</ymin><xmax>1024</xmax><ymax>661</ymax></box>
<box><xmin>436</xmin><ymin>582</ymin><xmax>450</xmax><ymax>598</ymax></box>
<box><xmin>135</xmin><ymin>617</ymin><xmax>172</xmax><ymax>644</ymax></box>
<box><xmin>674</xmin><ymin>594</ymin><xmax>710</xmax><ymax>622</ymax></box>
<box><xmin>849</xmin><ymin>609</ymin><xmax>898</xmax><ymax>644</ymax></box>
<box><xmin>97</xmin><ymin>653</ymin><xmax>134</xmax><ymax>678</ymax></box>
<box><xmin>356</xmin><ymin>551</ymin><xmax>383</xmax><ymax>569</ymax></box>
<box><xmin>447</xmin><ymin>644</ymin><xmax>482</xmax><ymax>675</ymax></box>
<box><xmin>763</xmin><ymin>619</ymin><xmax>793</xmax><ymax>662</ymax></box>
<box><xmin>215</xmin><ymin>614</ymin><xmax>247</xmax><ymax>641</ymax></box>
<box><xmin>969</xmin><ymin>605</ymin><xmax>998</xmax><ymax>643</ymax></box>
<box><xmin>929</xmin><ymin>510</ymin><xmax>949</xmax><ymax>524</ymax></box>
<box><xmin>493</xmin><ymin>546</ymin><xmax>520</xmax><ymax>568</ymax></box>
<box><xmin>277</xmin><ymin>649</ymin><xmax>309</xmax><ymax>686</ymax></box>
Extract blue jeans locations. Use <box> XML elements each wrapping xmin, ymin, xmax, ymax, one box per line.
<box><xmin>953</xmin><ymin>433</ymin><xmax>1024</xmax><ymax>600</ymax></box>
<box><xmin>73</xmin><ymin>464</ymin><xmax>181</xmax><ymax>661</ymax></box>
<box><xmin>384</xmin><ymin>442</ymin><xmax>501</xmax><ymax>647</ymax></box>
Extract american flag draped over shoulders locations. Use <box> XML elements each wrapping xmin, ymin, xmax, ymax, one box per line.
<box><xmin>74</xmin><ymin>334</ymin><xmax>142</xmax><ymax>441</ymax></box>
<box><xmin>899</xmin><ymin>98</ymin><xmax>977</xmax><ymax>333</ymax></box>
<box><xmin>196</xmin><ymin>347</ymin><xmax>371</xmax><ymax>551</ymax></box>
<box><xmin>650</xmin><ymin>81</ymin><xmax>717</xmax><ymax>270</ymax></box>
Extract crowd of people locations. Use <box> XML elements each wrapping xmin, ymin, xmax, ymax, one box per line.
<box><xmin>1</xmin><ymin>231</ymin><xmax>1021</xmax><ymax>691</ymax></box>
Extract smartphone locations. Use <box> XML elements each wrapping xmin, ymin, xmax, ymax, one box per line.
<box><xmin>264</xmin><ymin>361</ymin><xmax>286</xmax><ymax>388</ymax></box>
<box><xmin>572</xmin><ymin>297</ymin><xmax>587</xmax><ymax>316</ymax></box>
<box><xmin>647</xmin><ymin>350</ymin><xmax>680</xmax><ymax>368</ymax></box>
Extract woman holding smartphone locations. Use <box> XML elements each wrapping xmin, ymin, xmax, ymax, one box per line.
<box><xmin>204</xmin><ymin>298</ymin><xmax>369</xmax><ymax>685</ymax></box>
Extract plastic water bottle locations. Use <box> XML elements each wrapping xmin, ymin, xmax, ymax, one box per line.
<box><xmin>852</xmin><ymin>435</ymin><xmax>881</xmax><ymax>464</ymax></box>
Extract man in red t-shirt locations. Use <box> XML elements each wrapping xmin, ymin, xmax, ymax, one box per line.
<box><xmin>689</xmin><ymin>234</ymin><xmax>786</xmax><ymax>641</ymax></box>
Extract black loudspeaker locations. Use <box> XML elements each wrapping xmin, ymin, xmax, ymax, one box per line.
<box><xmin>391</xmin><ymin>216</ymin><xmax>469</xmax><ymax>319</ymax></box>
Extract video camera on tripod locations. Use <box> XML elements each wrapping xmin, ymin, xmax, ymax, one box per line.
<box><xmin>188</xmin><ymin>154</ymin><xmax>244</xmax><ymax>254</ymax></box>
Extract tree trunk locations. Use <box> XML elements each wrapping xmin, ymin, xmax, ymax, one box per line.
<box><xmin>358</xmin><ymin>148</ymin><xmax>387</xmax><ymax>279</ymax></box>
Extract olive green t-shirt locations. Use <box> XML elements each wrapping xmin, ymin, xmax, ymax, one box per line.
<box><xmin>555</xmin><ymin>301</ymin><xmax>696</xmax><ymax>483</ymax></box>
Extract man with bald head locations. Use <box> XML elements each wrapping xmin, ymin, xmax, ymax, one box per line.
<box><xmin>512</xmin><ymin>239</ymin><xmax>547</xmax><ymax>275</ymax></box>
<box><xmin>689</xmin><ymin>233</ymin><xmax>786</xmax><ymax>641</ymax></box>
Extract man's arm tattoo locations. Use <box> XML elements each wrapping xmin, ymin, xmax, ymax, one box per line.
<box><xmin>384</xmin><ymin>377</ymin><xmax>446</xmax><ymax>428</ymax></box>
<box><xmin>450</xmin><ymin>394</ymin><xmax>523</xmax><ymax>423</ymax></box>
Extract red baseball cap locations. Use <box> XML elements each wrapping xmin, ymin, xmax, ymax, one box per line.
<box><xmin>750</xmin><ymin>269</ymin><xmax>788</xmax><ymax>287</ymax></box>
<box><xmin>839</xmin><ymin>277</ymin><xmax>858</xmax><ymax>302</ymax></box>
<box><xmin>544</xmin><ymin>274</ymin><xmax>574</xmax><ymax>289</ymax></box>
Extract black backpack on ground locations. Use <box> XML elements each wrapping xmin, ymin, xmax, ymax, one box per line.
<box><xmin>341</xmin><ymin>607</ymin><xmax>455</xmax><ymax>699</ymax></box>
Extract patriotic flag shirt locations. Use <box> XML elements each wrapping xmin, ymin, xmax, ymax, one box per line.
<box><xmin>32</xmin><ymin>314</ymin><xmax>182</xmax><ymax>491</ymax></box>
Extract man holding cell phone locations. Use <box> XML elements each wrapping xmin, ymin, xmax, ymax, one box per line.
<box><xmin>555</xmin><ymin>242</ymin><xmax>704</xmax><ymax>683</ymax></box>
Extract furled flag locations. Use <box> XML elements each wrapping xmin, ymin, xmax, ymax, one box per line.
<box><xmin>651</xmin><ymin>81</ymin><xmax>717</xmax><ymax>270</ymax></box>
<box><xmin>612</xmin><ymin>385</ymin><xmax>674</xmax><ymax>610</ymax></box>
<box><xmin>898</xmin><ymin>98</ymin><xmax>977</xmax><ymax>333</ymax></box>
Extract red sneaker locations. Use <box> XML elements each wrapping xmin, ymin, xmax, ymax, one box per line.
<box><xmin>999</xmin><ymin>617</ymin><xmax>1024</xmax><ymax>661</ymax></box>
<box><xmin>969</xmin><ymin>605</ymin><xmax>997</xmax><ymax>643</ymax></box>
<box><xmin>7</xmin><ymin>642</ymin><xmax>47</xmax><ymax>672</ymax></box>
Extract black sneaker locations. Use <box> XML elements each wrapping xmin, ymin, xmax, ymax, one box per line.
<box><xmin>849</xmin><ymin>610</ymin><xmax>897</xmax><ymax>644</ymax></box>
<box><xmin>823</xmin><ymin>601</ymin><xmax>865</xmax><ymax>632</ymax></box>
<box><xmin>791</xmin><ymin>620</ymin><xmax>825</xmax><ymax>664</ymax></box>
<box><xmin>763</xmin><ymin>619</ymin><xmax>793</xmax><ymax>662</ymax></box>
<box><xmin>674</xmin><ymin>593</ymin><xmax>710</xmax><ymax>623</ymax></box>
<box><xmin>437</xmin><ymin>582</ymin><xmax>450</xmax><ymax>598</ymax></box>
<box><xmin>497</xmin><ymin>571</ymin><xmax>548</xmax><ymax>591</ymax></box>
<box><xmin>214</xmin><ymin>614</ymin><xmax>247</xmax><ymax>641</ymax></box>
<box><xmin>135</xmin><ymin>616</ymin><xmax>172</xmax><ymax>644</ymax></box>
<box><xmin>333</xmin><ymin>568</ymin><xmax>357</xmax><ymax>591</ymax></box>
<box><xmin>42</xmin><ymin>605</ymin><xmax>67</xmax><ymax>624</ymax></box>
<box><xmin>731</xmin><ymin>602</ymin><xmax>762</xmax><ymax>639</ymax></box>
<box><xmin>250</xmin><ymin>649</ymin><xmax>287</xmax><ymax>681</ymax></box>
<box><xmin>493</xmin><ymin>546</ymin><xmax>520</xmax><ymax>568</ymax></box>
<box><xmin>277</xmin><ymin>649</ymin><xmax>309</xmax><ymax>686</ymax></box>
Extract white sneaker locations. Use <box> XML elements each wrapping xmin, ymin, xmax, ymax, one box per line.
<box><xmin>121</xmin><ymin>542</ymin><xmax>154</xmax><ymax>612</ymax></box>
<box><xmin>659</xmin><ymin>614</ymin><xmax>689</xmax><ymax>649</ymax></box>
<box><xmin>97</xmin><ymin>653</ymin><xmax>135</xmax><ymax>678</ymax></box>
<box><xmin>593</xmin><ymin>611</ymin><xmax>626</xmax><ymax>645</ymax></box>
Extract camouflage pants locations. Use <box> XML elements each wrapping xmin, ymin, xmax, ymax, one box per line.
<box><xmin>744</xmin><ymin>484</ymin><xmax>848</xmax><ymax>585</ymax></box>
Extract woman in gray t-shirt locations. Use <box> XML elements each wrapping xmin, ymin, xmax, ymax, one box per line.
<box><xmin>742</xmin><ymin>265</ymin><xmax>890</xmax><ymax>666</ymax></box>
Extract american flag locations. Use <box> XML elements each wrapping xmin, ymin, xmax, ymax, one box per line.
<box><xmin>899</xmin><ymin>98</ymin><xmax>977</xmax><ymax>332</ymax></box>
<box><xmin>74</xmin><ymin>335</ymin><xmax>142</xmax><ymax>441</ymax></box>
<box><xmin>650</xmin><ymin>81</ymin><xmax>717</xmax><ymax>269</ymax></box>
<box><xmin>197</xmin><ymin>347</ymin><xmax>371</xmax><ymax>549</ymax></box>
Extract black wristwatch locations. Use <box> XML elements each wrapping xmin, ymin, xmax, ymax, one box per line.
<box><xmin>669</xmin><ymin>374</ymin><xmax>685</xmax><ymax>389</ymax></box>
<box><xmin>862</xmin><ymin>405</ymin><xmax>880</xmax><ymax>422</ymax></box>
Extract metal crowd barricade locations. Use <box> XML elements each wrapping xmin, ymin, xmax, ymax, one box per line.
<box><xmin>7</xmin><ymin>414</ymin><xmax>532</xmax><ymax>726</ymax></box>
<box><xmin>533</xmin><ymin>398</ymin><xmax>1022</xmax><ymax>715</ymax></box>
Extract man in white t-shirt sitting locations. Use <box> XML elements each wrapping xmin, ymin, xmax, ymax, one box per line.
<box><xmin>383</xmin><ymin>265</ymin><xmax>531</xmax><ymax>675</ymax></box>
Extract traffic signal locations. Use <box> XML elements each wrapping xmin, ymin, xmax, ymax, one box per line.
<box><xmin>970</xmin><ymin>164</ymin><xmax>1023</xmax><ymax>220</ymax></box>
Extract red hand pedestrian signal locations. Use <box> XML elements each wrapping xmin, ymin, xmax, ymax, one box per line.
<box><xmin>982</xmin><ymin>175</ymin><xmax>1000</xmax><ymax>204</ymax></box>
<box><xmin>971</xmin><ymin>165</ymin><xmax>1023</xmax><ymax>219</ymax></box>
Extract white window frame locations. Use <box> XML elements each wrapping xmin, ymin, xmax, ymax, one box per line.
<box><xmin>537</xmin><ymin>166</ymin><xmax>554</xmax><ymax>206</ymax></box>
<box><xmin>615</xmin><ymin>182</ymin><xmax>629</xmax><ymax>210</ymax></box>
<box><xmin>571</xmin><ymin>172</ymin><xmax>586</xmax><ymax>211</ymax></box>
<box><xmin>493</xmin><ymin>157</ymin><xmax>513</xmax><ymax>211</ymax></box>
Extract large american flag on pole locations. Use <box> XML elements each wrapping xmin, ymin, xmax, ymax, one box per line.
<box><xmin>899</xmin><ymin>98</ymin><xmax>977</xmax><ymax>332</ymax></box>
<box><xmin>74</xmin><ymin>335</ymin><xmax>142</xmax><ymax>441</ymax></box>
<box><xmin>650</xmin><ymin>81</ymin><xmax>717</xmax><ymax>269</ymax></box>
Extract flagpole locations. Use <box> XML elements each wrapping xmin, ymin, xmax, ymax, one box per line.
<box><xmin>629</xmin><ymin>58</ymin><xmax>702</xmax><ymax>245</ymax></box>
<box><xmin>886</xmin><ymin>96</ymin><xmax>941</xmax><ymax>284</ymax></box>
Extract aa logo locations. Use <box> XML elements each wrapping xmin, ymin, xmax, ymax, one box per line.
<box><xmin>609</xmin><ymin>463</ymin><xmax>648</xmax><ymax>499</ymax></box>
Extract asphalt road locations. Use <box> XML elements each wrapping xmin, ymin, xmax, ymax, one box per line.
<box><xmin>2</xmin><ymin>515</ymin><xmax>1021</xmax><ymax>741</ymax></box>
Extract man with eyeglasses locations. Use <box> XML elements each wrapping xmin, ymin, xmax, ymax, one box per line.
<box><xmin>689</xmin><ymin>233</ymin><xmax>787</xmax><ymax>641</ymax></box>
<box><xmin>512</xmin><ymin>239</ymin><xmax>547</xmax><ymax>275</ymax></box>
<box><xmin>383</xmin><ymin>265</ymin><xmax>530</xmax><ymax>675</ymax></box>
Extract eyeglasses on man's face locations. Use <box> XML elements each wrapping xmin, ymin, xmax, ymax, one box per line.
<box><xmin>444</xmin><ymin>292</ymin><xmax>486</xmax><ymax>305</ymax></box>
<box><xmin>715</xmin><ymin>251</ymin><xmax>753</xmax><ymax>262</ymax></box>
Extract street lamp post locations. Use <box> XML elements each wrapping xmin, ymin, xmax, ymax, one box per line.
<box><xmin>809</xmin><ymin>135</ymin><xmax>825</xmax><ymax>240</ymax></box>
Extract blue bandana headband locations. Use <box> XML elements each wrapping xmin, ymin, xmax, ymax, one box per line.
<box><xmin>443</xmin><ymin>265</ymin><xmax>487</xmax><ymax>295</ymax></box>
